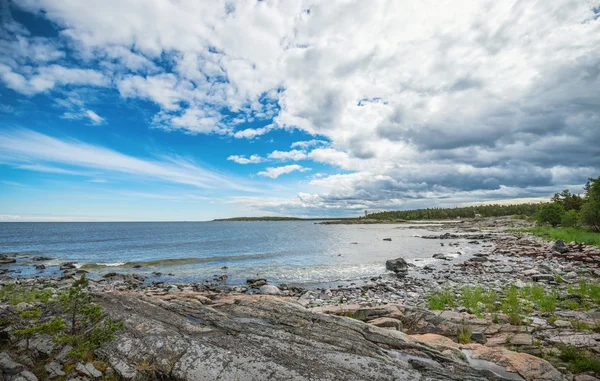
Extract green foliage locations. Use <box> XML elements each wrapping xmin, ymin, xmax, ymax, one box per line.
<box><xmin>559</xmin><ymin>346</ymin><xmax>600</xmax><ymax>374</ymax></box>
<box><xmin>54</xmin><ymin>274</ymin><xmax>123</xmax><ymax>360</ymax></box>
<box><xmin>0</xmin><ymin>284</ymin><xmax>53</xmax><ymax>305</ymax></box>
<box><xmin>551</xmin><ymin>190</ymin><xmax>584</xmax><ymax>211</ymax></box>
<box><xmin>427</xmin><ymin>290</ymin><xmax>455</xmax><ymax>310</ymax></box>
<box><xmin>518</xmin><ymin>227</ymin><xmax>600</xmax><ymax>247</ymax></box>
<box><xmin>579</xmin><ymin>176</ymin><xmax>600</xmax><ymax>232</ymax></box>
<box><xmin>561</xmin><ymin>210</ymin><xmax>579</xmax><ymax>228</ymax></box>
<box><xmin>579</xmin><ymin>199</ymin><xmax>600</xmax><ymax>232</ymax></box>
<box><xmin>520</xmin><ymin>284</ymin><xmax>557</xmax><ymax>313</ymax></box>
<box><xmin>456</xmin><ymin>323</ymin><xmax>472</xmax><ymax>344</ymax></box>
<box><xmin>536</xmin><ymin>202</ymin><xmax>564</xmax><ymax>227</ymax></box>
<box><xmin>5</xmin><ymin>275</ymin><xmax>123</xmax><ymax>362</ymax></box>
<box><xmin>367</xmin><ymin>203</ymin><xmax>544</xmax><ymax>221</ymax></box>
<box><xmin>460</xmin><ymin>286</ymin><xmax>497</xmax><ymax>316</ymax></box>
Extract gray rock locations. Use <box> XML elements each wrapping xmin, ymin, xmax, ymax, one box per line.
<box><xmin>45</xmin><ymin>362</ymin><xmax>66</xmax><ymax>378</ymax></box>
<box><xmin>532</xmin><ymin>274</ymin><xmax>554</xmax><ymax>282</ymax></box>
<box><xmin>0</xmin><ymin>352</ymin><xmax>24</xmax><ymax>375</ymax></box>
<box><xmin>259</xmin><ymin>285</ymin><xmax>281</xmax><ymax>295</ymax></box>
<box><xmin>76</xmin><ymin>362</ymin><xmax>102</xmax><ymax>378</ymax></box>
<box><xmin>385</xmin><ymin>258</ymin><xmax>408</xmax><ymax>274</ymax></box>
<box><xmin>550</xmin><ymin>240</ymin><xmax>568</xmax><ymax>253</ymax></box>
<box><xmin>94</xmin><ymin>293</ymin><xmax>504</xmax><ymax>380</ymax></box>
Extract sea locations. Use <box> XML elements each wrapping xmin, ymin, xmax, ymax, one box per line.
<box><xmin>0</xmin><ymin>221</ymin><xmax>474</xmax><ymax>287</ymax></box>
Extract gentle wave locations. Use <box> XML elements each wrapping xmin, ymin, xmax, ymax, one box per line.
<box><xmin>81</xmin><ymin>252</ymin><xmax>282</xmax><ymax>269</ymax></box>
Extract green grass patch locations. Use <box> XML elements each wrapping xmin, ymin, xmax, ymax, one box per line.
<box><xmin>0</xmin><ymin>284</ymin><xmax>53</xmax><ymax>305</ymax></box>
<box><xmin>559</xmin><ymin>346</ymin><xmax>600</xmax><ymax>373</ymax></box>
<box><xmin>428</xmin><ymin>290</ymin><xmax>455</xmax><ymax>310</ymax></box>
<box><xmin>517</xmin><ymin>227</ymin><xmax>600</xmax><ymax>247</ymax></box>
<box><xmin>456</xmin><ymin>324</ymin><xmax>472</xmax><ymax>344</ymax></box>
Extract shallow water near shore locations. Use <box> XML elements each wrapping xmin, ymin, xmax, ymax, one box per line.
<box><xmin>0</xmin><ymin>221</ymin><xmax>478</xmax><ymax>286</ymax></box>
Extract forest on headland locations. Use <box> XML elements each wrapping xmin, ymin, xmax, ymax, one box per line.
<box><xmin>367</xmin><ymin>176</ymin><xmax>600</xmax><ymax>233</ymax></box>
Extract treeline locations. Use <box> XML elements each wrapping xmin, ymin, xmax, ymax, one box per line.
<box><xmin>366</xmin><ymin>203</ymin><xmax>544</xmax><ymax>221</ymax></box>
<box><xmin>366</xmin><ymin>176</ymin><xmax>600</xmax><ymax>232</ymax></box>
<box><xmin>535</xmin><ymin>176</ymin><xmax>600</xmax><ymax>232</ymax></box>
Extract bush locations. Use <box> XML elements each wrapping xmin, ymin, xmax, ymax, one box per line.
<box><xmin>7</xmin><ymin>275</ymin><xmax>123</xmax><ymax>361</ymax></box>
<box><xmin>561</xmin><ymin>210</ymin><xmax>579</xmax><ymax>228</ymax></box>
<box><xmin>536</xmin><ymin>203</ymin><xmax>565</xmax><ymax>227</ymax></box>
<box><xmin>579</xmin><ymin>199</ymin><xmax>600</xmax><ymax>232</ymax></box>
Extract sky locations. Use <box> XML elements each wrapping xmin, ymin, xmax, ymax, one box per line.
<box><xmin>0</xmin><ymin>0</ymin><xmax>599</xmax><ymax>221</ymax></box>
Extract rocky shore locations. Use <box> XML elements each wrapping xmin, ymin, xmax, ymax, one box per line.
<box><xmin>1</xmin><ymin>217</ymin><xmax>600</xmax><ymax>380</ymax></box>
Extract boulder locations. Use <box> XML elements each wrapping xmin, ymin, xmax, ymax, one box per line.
<box><xmin>0</xmin><ymin>256</ymin><xmax>16</xmax><ymax>264</ymax></box>
<box><xmin>259</xmin><ymin>285</ymin><xmax>281</xmax><ymax>295</ymax></box>
<box><xmin>550</xmin><ymin>240</ymin><xmax>568</xmax><ymax>253</ymax></box>
<box><xmin>45</xmin><ymin>362</ymin><xmax>66</xmax><ymax>379</ymax></box>
<box><xmin>385</xmin><ymin>258</ymin><xmax>408</xmax><ymax>274</ymax></box>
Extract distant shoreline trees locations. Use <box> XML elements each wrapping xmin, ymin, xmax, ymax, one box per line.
<box><xmin>366</xmin><ymin>176</ymin><xmax>600</xmax><ymax>232</ymax></box>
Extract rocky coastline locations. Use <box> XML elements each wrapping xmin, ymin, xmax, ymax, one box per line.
<box><xmin>1</xmin><ymin>217</ymin><xmax>600</xmax><ymax>381</ymax></box>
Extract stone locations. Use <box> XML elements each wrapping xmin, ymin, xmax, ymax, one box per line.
<box><xmin>369</xmin><ymin>317</ymin><xmax>402</xmax><ymax>330</ymax></box>
<box><xmin>432</xmin><ymin>253</ymin><xmax>449</xmax><ymax>260</ymax></box>
<box><xmin>383</xmin><ymin>238</ymin><xmax>392</xmax><ymax>241</ymax></box>
<box><xmin>465</xmin><ymin>343</ymin><xmax>565</xmax><ymax>381</ymax></box>
<box><xmin>93</xmin><ymin>293</ymin><xmax>506</xmax><ymax>381</ymax></box>
<box><xmin>76</xmin><ymin>362</ymin><xmax>102</xmax><ymax>378</ymax></box>
<box><xmin>385</xmin><ymin>258</ymin><xmax>408</xmax><ymax>273</ymax></box>
<box><xmin>471</xmin><ymin>332</ymin><xmax>486</xmax><ymax>344</ymax></box>
<box><xmin>35</xmin><ymin>264</ymin><xmax>46</xmax><ymax>270</ymax></box>
<box><xmin>552</xmin><ymin>320</ymin><xmax>571</xmax><ymax>328</ymax></box>
<box><xmin>45</xmin><ymin>362</ymin><xmax>66</xmax><ymax>378</ymax></box>
<box><xmin>259</xmin><ymin>285</ymin><xmax>281</xmax><ymax>295</ymax></box>
<box><xmin>0</xmin><ymin>256</ymin><xmax>16</xmax><ymax>264</ymax></box>
<box><xmin>574</xmin><ymin>375</ymin><xmax>600</xmax><ymax>381</ymax></box>
<box><xmin>522</xmin><ymin>269</ymin><xmax>540</xmax><ymax>276</ymax></box>
<box><xmin>0</xmin><ymin>352</ymin><xmax>24</xmax><ymax>375</ymax></box>
<box><xmin>32</xmin><ymin>256</ymin><xmax>52</xmax><ymax>261</ymax></box>
<box><xmin>550</xmin><ymin>240</ymin><xmax>568</xmax><ymax>253</ymax></box>
<box><xmin>532</xmin><ymin>274</ymin><xmax>554</xmax><ymax>282</ymax></box>
<box><xmin>246</xmin><ymin>278</ymin><xmax>267</xmax><ymax>287</ymax></box>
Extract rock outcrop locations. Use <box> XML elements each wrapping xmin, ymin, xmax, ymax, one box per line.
<box><xmin>93</xmin><ymin>293</ymin><xmax>527</xmax><ymax>380</ymax></box>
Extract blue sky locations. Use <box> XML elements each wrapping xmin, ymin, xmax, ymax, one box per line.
<box><xmin>1</xmin><ymin>1</ymin><xmax>599</xmax><ymax>221</ymax></box>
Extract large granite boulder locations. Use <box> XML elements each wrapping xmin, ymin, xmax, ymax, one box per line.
<box><xmin>386</xmin><ymin>257</ymin><xmax>408</xmax><ymax>274</ymax></box>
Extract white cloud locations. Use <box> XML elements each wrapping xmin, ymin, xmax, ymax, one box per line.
<box><xmin>227</xmin><ymin>154</ymin><xmax>264</xmax><ymax>164</ymax></box>
<box><xmin>0</xmin><ymin>64</ymin><xmax>108</xmax><ymax>95</ymax></box>
<box><xmin>257</xmin><ymin>164</ymin><xmax>311</xmax><ymax>179</ymax></box>
<box><xmin>267</xmin><ymin>149</ymin><xmax>307</xmax><ymax>161</ymax></box>
<box><xmin>4</xmin><ymin>1</ymin><xmax>600</xmax><ymax>214</ymax></box>
<box><xmin>232</xmin><ymin>125</ymin><xmax>274</xmax><ymax>139</ymax></box>
<box><xmin>290</xmin><ymin>140</ymin><xmax>327</xmax><ymax>149</ymax></box>
<box><xmin>0</xmin><ymin>129</ymin><xmax>258</xmax><ymax>192</ymax></box>
<box><xmin>62</xmin><ymin>109</ymin><xmax>105</xmax><ymax>125</ymax></box>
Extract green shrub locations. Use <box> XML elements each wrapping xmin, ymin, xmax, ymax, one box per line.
<box><xmin>561</xmin><ymin>210</ymin><xmax>579</xmax><ymax>228</ymax></box>
<box><xmin>559</xmin><ymin>346</ymin><xmax>600</xmax><ymax>373</ymax></box>
<box><xmin>536</xmin><ymin>203</ymin><xmax>565</xmax><ymax>227</ymax></box>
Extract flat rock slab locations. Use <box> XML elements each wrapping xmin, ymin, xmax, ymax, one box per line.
<box><xmin>94</xmin><ymin>293</ymin><xmax>531</xmax><ymax>381</ymax></box>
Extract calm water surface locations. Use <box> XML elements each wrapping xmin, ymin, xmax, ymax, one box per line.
<box><xmin>0</xmin><ymin>222</ymin><xmax>470</xmax><ymax>286</ymax></box>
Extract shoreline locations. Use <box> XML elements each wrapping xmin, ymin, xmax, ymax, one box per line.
<box><xmin>2</xmin><ymin>217</ymin><xmax>600</xmax><ymax>380</ymax></box>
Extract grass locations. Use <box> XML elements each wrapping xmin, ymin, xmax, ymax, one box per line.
<box><xmin>460</xmin><ymin>286</ymin><xmax>497</xmax><ymax>317</ymax></box>
<box><xmin>0</xmin><ymin>284</ymin><xmax>54</xmax><ymax>305</ymax></box>
<box><xmin>559</xmin><ymin>346</ymin><xmax>600</xmax><ymax>374</ymax></box>
<box><xmin>427</xmin><ymin>280</ymin><xmax>600</xmax><ymax>325</ymax></box>
<box><xmin>428</xmin><ymin>289</ymin><xmax>455</xmax><ymax>310</ymax></box>
<box><xmin>517</xmin><ymin>226</ymin><xmax>600</xmax><ymax>247</ymax></box>
<box><xmin>457</xmin><ymin>323</ymin><xmax>472</xmax><ymax>344</ymax></box>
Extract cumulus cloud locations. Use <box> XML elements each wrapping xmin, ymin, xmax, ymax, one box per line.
<box><xmin>227</xmin><ymin>154</ymin><xmax>264</xmax><ymax>164</ymax></box>
<box><xmin>267</xmin><ymin>149</ymin><xmax>308</xmax><ymax>161</ymax></box>
<box><xmin>257</xmin><ymin>165</ymin><xmax>311</xmax><ymax>179</ymax></box>
<box><xmin>3</xmin><ymin>0</ymin><xmax>600</xmax><ymax>214</ymax></box>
